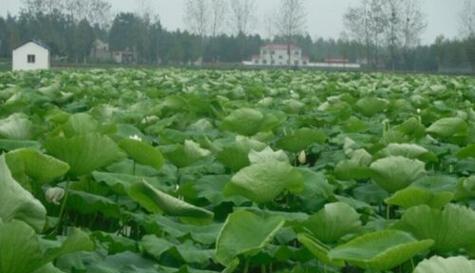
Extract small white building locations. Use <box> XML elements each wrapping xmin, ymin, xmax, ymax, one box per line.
<box><xmin>12</xmin><ymin>41</ymin><xmax>50</xmax><ymax>71</ymax></box>
<box><xmin>250</xmin><ymin>44</ymin><xmax>309</xmax><ymax>66</ymax></box>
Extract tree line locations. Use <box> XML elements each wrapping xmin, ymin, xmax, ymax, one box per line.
<box><xmin>0</xmin><ymin>0</ymin><xmax>473</xmax><ymax>72</ymax></box>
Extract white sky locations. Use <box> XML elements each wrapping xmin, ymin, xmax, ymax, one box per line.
<box><xmin>0</xmin><ymin>0</ymin><xmax>465</xmax><ymax>44</ymax></box>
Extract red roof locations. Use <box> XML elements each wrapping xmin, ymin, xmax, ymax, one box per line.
<box><xmin>262</xmin><ymin>44</ymin><xmax>300</xmax><ymax>50</ymax></box>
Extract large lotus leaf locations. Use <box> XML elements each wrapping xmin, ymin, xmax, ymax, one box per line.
<box><xmin>0</xmin><ymin>154</ymin><xmax>46</xmax><ymax>232</ymax></box>
<box><xmin>44</xmin><ymin>133</ymin><xmax>126</xmax><ymax>176</ymax></box>
<box><xmin>355</xmin><ymin>97</ymin><xmax>388</xmax><ymax>117</ymax></box>
<box><xmin>67</xmin><ymin>190</ymin><xmax>121</xmax><ymax>218</ymax></box>
<box><xmin>379</xmin><ymin>143</ymin><xmax>437</xmax><ymax>162</ymax></box>
<box><xmin>215</xmin><ymin>210</ymin><xmax>285</xmax><ymax>266</ymax></box>
<box><xmin>457</xmin><ymin>144</ymin><xmax>475</xmax><ymax>159</ymax></box>
<box><xmin>297</xmin><ymin>233</ymin><xmax>344</xmax><ymax>267</ymax></box>
<box><xmin>226</xmin><ymin>161</ymin><xmax>304</xmax><ymax>203</ymax></box>
<box><xmin>0</xmin><ymin>139</ymin><xmax>40</xmax><ymax>151</ymax></box>
<box><xmin>276</xmin><ymin>128</ymin><xmax>327</xmax><ymax>153</ymax></box>
<box><xmin>142</xmin><ymin>235</ymin><xmax>213</xmax><ymax>265</ymax></box>
<box><xmin>0</xmin><ymin>220</ymin><xmax>93</xmax><ymax>273</ymax></box>
<box><xmin>248</xmin><ymin>146</ymin><xmax>289</xmax><ymax>164</ymax></box>
<box><xmin>0</xmin><ymin>220</ymin><xmax>44</xmax><ymax>273</ymax></box>
<box><xmin>92</xmin><ymin>171</ymin><xmax>162</xmax><ymax>195</ymax></box>
<box><xmin>194</xmin><ymin>175</ymin><xmax>247</xmax><ymax>206</ymax></box>
<box><xmin>455</xmin><ymin>175</ymin><xmax>475</xmax><ymax>200</ymax></box>
<box><xmin>62</xmin><ymin>113</ymin><xmax>99</xmax><ymax>137</ymax></box>
<box><xmin>146</xmin><ymin>215</ymin><xmax>222</xmax><ymax>245</ymax></box>
<box><xmin>328</xmin><ymin>230</ymin><xmax>433</xmax><ymax>271</ymax></box>
<box><xmin>216</xmin><ymin>137</ymin><xmax>266</xmax><ymax>172</ymax></box>
<box><xmin>426</xmin><ymin>117</ymin><xmax>468</xmax><ymax>138</ymax></box>
<box><xmin>304</xmin><ymin>202</ymin><xmax>361</xmax><ymax>244</ymax></box>
<box><xmin>119</xmin><ymin>138</ymin><xmax>164</xmax><ymax>170</ymax></box>
<box><xmin>413</xmin><ymin>256</ymin><xmax>475</xmax><ymax>273</ymax></box>
<box><xmin>394</xmin><ymin>204</ymin><xmax>475</xmax><ymax>253</ymax></box>
<box><xmin>0</xmin><ymin>113</ymin><xmax>33</xmax><ymax>140</ymax></box>
<box><xmin>298</xmin><ymin>168</ymin><xmax>335</xmax><ymax>210</ymax></box>
<box><xmin>221</xmin><ymin>108</ymin><xmax>264</xmax><ymax>136</ymax></box>
<box><xmin>386</xmin><ymin>187</ymin><xmax>454</xmax><ymax>209</ymax></box>
<box><xmin>162</xmin><ymin>140</ymin><xmax>211</xmax><ymax>168</ymax></box>
<box><xmin>370</xmin><ymin>156</ymin><xmax>426</xmax><ymax>193</ymax></box>
<box><xmin>5</xmin><ymin>148</ymin><xmax>70</xmax><ymax>187</ymax></box>
<box><xmin>335</xmin><ymin>149</ymin><xmax>373</xmax><ymax>180</ymax></box>
<box><xmin>127</xmin><ymin>180</ymin><xmax>214</xmax><ymax>219</ymax></box>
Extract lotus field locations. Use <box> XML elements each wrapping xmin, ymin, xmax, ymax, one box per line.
<box><xmin>1</xmin><ymin>69</ymin><xmax>475</xmax><ymax>273</ymax></box>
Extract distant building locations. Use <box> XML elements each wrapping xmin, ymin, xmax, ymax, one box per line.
<box><xmin>250</xmin><ymin>44</ymin><xmax>309</xmax><ymax>66</ymax></box>
<box><xmin>12</xmin><ymin>41</ymin><xmax>50</xmax><ymax>71</ymax></box>
<box><xmin>90</xmin><ymin>39</ymin><xmax>112</xmax><ymax>62</ymax></box>
<box><xmin>112</xmin><ymin>49</ymin><xmax>136</xmax><ymax>64</ymax></box>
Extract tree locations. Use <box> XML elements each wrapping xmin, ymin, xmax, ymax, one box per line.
<box><xmin>228</xmin><ymin>0</ymin><xmax>256</xmax><ymax>35</ymax></box>
<box><xmin>184</xmin><ymin>0</ymin><xmax>209</xmax><ymax>38</ymax></box>
<box><xmin>460</xmin><ymin>0</ymin><xmax>475</xmax><ymax>38</ymax></box>
<box><xmin>276</xmin><ymin>0</ymin><xmax>307</xmax><ymax>64</ymax></box>
<box><xmin>210</xmin><ymin>0</ymin><xmax>227</xmax><ymax>37</ymax></box>
<box><xmin>73</xmin><ymin>19</ymin><xmax>94</xmax><ymax>63</ymax></box>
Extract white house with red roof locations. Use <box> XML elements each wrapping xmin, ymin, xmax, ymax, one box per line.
<box><xmin>250</xmin><ymin>44</ymin><xmax>309</xmax><ymax>66</ymax></box>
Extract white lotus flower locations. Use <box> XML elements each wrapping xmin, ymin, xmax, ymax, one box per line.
<box><xmin>45</xmin><ymin>187</ymin><xmax>65</xmax><ymax>205</ymax></box>
<box><xmin>129</xmin><ymin>134</ymin><xmax>142</xmax><ymax>141</ymax></box>
<box><xmin>298</xmin><ymin>150</ymin><xmax>307</xmax><ymax>164</ymax></box>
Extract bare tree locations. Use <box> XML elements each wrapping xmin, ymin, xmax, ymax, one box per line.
<box><xmin>208</xmin><ymin>0</ymin><xmax>227</xmax><ymax>37</ymax></box>
<box><xmin>228</xmin><ymin>0</ymin><xmax>256</xmax><ymax>35</ymax></box>
<box><xmin>184</xmin><ymin>0</ymin><xmax>210</xmax><ymax>38</ymax></box>
<box><xmin>460</xmin><ymin>0</ymin><xmax>475</xmax><ymax>37</ymax></box>
<box><xmin>23</xmin><ymin>0</ymin><xmax>111</xmax><ymax>28</ymax></box>
<box><xmin>276</xmin><ymin>0</ymin><xmax>307</xmax><ymax>63</ymax></box>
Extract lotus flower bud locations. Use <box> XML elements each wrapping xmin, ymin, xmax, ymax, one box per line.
<box><xmin>45</xmin><ymin>187</ymin><xmax>65</xmax><ymax>205</ymax></box>
<box><xmin>298</xmin><ymin>150</ymin><xmax>307</xmax><ymax>164</ymax></box>
<box><xmin>129</xmin><ymin>134</ymin><xmax>142</xmax><ymax>141</ymax></box>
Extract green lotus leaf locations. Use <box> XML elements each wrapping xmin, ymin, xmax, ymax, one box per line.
<box><xmin>457</xmin><ymin>144</ymin><xmax>475</xmax><ymax>159</ymax></box>
<box><xmin>119</xmin><ymin>138</ymin><xmax>165</xmax><ymax>170</ymax></box>
<box><xmin>216</xmin><ymin>136</ymin><xmax>266</xmax><ymax>172</ymax></box>
<box><xmin>386</xmin><ymin>187</ymin><xmax>454</xmax><ymax>209</ymax></box>
<box><xmin>0</xmin><ymin>220</ymin><xmax>93</xmax><ymax>273</ymax></box>
<box><xmin>127</xmin><ymin>180</ymin><xmax>214</xmax><ymax>219</ymax></box>
<box><xmin>426</xmin><ymin>117</ymin><xmax>468</xmax><ymax>138</ymax></box>
<box><xmin>328</xmin><ymin>230</ymin><xmax>433</xmax><ymax>271</ymax></box>
<box><xmin>226</xmin><ymin>161</ymin><xmax>304</xmax><ymax>203</ymax></box>
<box><xmin>62</xmin><ymin>113</ymin><xmax>99</xmax><ymax>137</ymax></box>
<box><xmin>0</xmin><ymin>154</ymin><xmax>46</xmax><ymax>232</ymax></box>
<box><xmin>379</xmin><ymin>143</ymin><xmax>437</xmax><ymax>162</ymax></box>
<box><xmin>394</xmin><ymin>204</ymin><xmax>475</xmax><ymax>253</ymax></box>
<box><xmin>215</xmin><ymin>210</ymin><xmax>284</xmax><ymax>266</ymax></box>
<box><xmin>44</xmin><ymin>133</ymin><xmax>126</xmax><ymax>176</ymax></box>
<box><xmin>0</xmin><ymin>113</ymin><xmax>33</xmax><ymax>140</ymax></box>
<box><xmin>248</xmin><ymin>146</ymin><xmax>289</xmax><ymax>164</ymax></box>
<box><xmin>297</xmin><ymin>233</ymin><xmax>345</xmax><ymax>267</ymax></box>
<box><xmin>355</xmin><ymin>97</ymin><xmax>388</xmax><ymax>117</ymax></box>
<box><xmin>162</xmin><ymin>140</ymin><xmax>211</xmax><ymax>168</ymax></box>
<box><xmin>5</xmin><ymin>148</ymin><xmax>69</xmax><ymax>188</ymax></box>
<box><xmin>276</xmin><ymin>128</ymin><xmax>327</xmax><ymax>153</ymax></box>
<box><xmin>370</xmin><ymin>156</ymin><xmax>426</xmax><ymax>193</ymax></box>
<box><xmin>413</xmin><ymin>256</ymin><xmax>475</xmax><ymax>273</ymax></box>
<box><xmin>221</xmin><ymin>108</ymin><xmax>264</xmax><ymax>136</ymax></box>
<box><xmin>0</xmin><ymin>139</ymin><xmax>40</xmax><ymax>151</ymax></box>
<box><xmin>304</xmin><ymin>202</ymin><xmax>362</xmax><ymax>244</ymax></box>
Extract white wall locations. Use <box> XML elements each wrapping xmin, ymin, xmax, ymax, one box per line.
<box><xmin>12</xmin><ymin>42</ymin><xmax>50</xmax><ymax>71</ymax></box>
<box><xmin>255</xmin><ymin>48</ymin><xmax>304</xmax><ymax>66</ymax></box>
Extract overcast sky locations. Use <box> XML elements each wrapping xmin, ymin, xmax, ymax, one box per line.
<box><xmin>0</xmin><ymin>0</ymin><xmax>465</xmax><ymax>44</ymax></box>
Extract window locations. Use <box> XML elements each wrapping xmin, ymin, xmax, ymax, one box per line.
<box><xmin>278</xmin><ymin>55</ymin><xmax>283</xmax><ymax>59</ymax></box>
<box><xmin>271</xmin><ymin>50</ymin><xmax>275</xmax><ymax>55</ymax></box>
<box><xmin>294</xmin><ymin>60</ymin><xmax>300</xmax><ymax>65</ymax></box>
<box><xmin>27</xmin><ymin>54</ymin><xmax>36</xmax><ymax>64</ymax></box>
<box><xmin>294</xmin><ymin>50</ymin><xmax>300</xmax><ymax>55</ymax></box>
